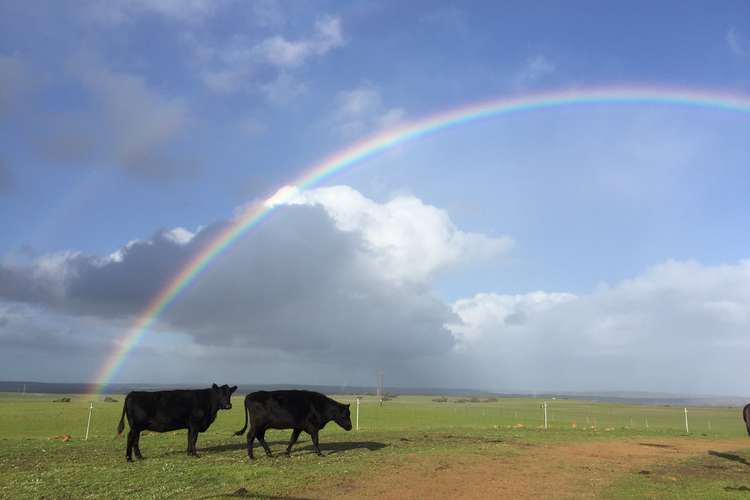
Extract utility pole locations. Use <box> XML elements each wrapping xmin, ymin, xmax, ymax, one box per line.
<box><xmin>376</xmin><ymin>370</ymin><xmax>384</xmax><ymax>406</ymax></box>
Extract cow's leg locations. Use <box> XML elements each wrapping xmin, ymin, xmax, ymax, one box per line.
<box><xmin>187</xmin><ymin>425</ymin><xmax>199</xmax><ymax>457</ymax></box>
<box><xmin>247</xmin><ymin>427</ymin><xmax>256</xmax><ymax>460</ymax></box>
<box><xmin>310</xmin><ymin>429</ymin><xmax>323</xmax><ymax>456</ymax></box>
<box><xmin>191</xmin><ymin>430</ymin><xmax>201</xmax><ymax>457</ymax></box>
<box><xmin>285</xmin><ymin>428</ymin><xmax>302</xmax><ymax>455</ymax></box>
<box><xmin>126</xmin><ymin>429</ymin><xmax>136</xmax><ymax>462</ymax></box>
<box><xmin>133</xmin><ymin>430</ymin><xmax>144</xmax><ymax>460</ymax></box>
<box><xmin>257</xmin><ymin>428</ymin><xmax>273</xmax><ymax>457</ymax></box>
<box><xmin>186</xmin><ymin>428</ymin><xmax>192</xmax><ymax>455</ymax></box>
<box><xmin>192</xmin><ymin>430</ymin><xmax>201</xmax><ymax>457</ymax></box>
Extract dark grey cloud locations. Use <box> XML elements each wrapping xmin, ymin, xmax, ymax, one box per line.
<box><xmin>0</xmin><ymin>301</ymin><xmax>118</xmax><ymax>382</ymax></box>
<box><xmin>0</xmin><ymin>187</ymin><xmax>513</xmax><ymax>385</ymax></box>
<box><xmin>0</xmin><ymin>301</ymin><xmax>112</xmax><ymax>355</ymax></box>
<box><xmin>169</xmin><ymin>207</ymin><xmax>456</xmax><ymax>360</ymax></box>
<box><xmin>0</xmin><ymin>203</ymin><xmax>458</xmax><ymax>365</ymax></box>
<box><xmin>0</xmin><ymin>235</ymin><xmax>181</xmax><ymax>316</ymax></box>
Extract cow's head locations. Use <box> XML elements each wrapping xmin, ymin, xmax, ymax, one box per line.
<box><xmin>335</xmin><ymin>403</ymin><xmax>353</xmax><ymax>431</ymax></box>
<box><xmin>212</xmin><ymin>383</ymin><xmax>238</xmax><ymax>410</ymax></box>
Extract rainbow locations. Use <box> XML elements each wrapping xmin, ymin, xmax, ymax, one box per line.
<box><xmin>88</xmin><ymin>85</ymin><xmax>750</xmax><ymax>395</ymax></box>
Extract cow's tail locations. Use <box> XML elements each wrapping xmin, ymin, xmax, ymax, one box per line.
<box><xmin>234</xmin><ymin>396</ymin><xmax>249</xmax><ymax>436</ymax></box>
<box><xmin>116</xmin><ymin>397</ymin><xmax>127</xmax><ymax>436</ymax></box>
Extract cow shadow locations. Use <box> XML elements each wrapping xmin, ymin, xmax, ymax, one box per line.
<box><xmin>174</xmin><ymin>439</ymin><xmax>386</xmax><ymax>457</ymax></box>
<box><xmin>296</xmin><ymin>441</ymin><xmax>387</xmax><ymax>455</ymax></box>
<box><xmin>724</xmin><ymin>486</ymin><xmax>750</xmax><ymax>492</ymax></box>
<box><xmin>708</xmin><ymin>450</ymin><xmax>750</xmax><ymax>466</ymax></box>
<box><xmin>162</xmin><ymin>440</ymin><xmax>287</xmax><ymax>456</ymax></box>
<box><xmin>200</xmin><ymin>490</ymin><xmax>312</xmax><ymax>499</ymax></box>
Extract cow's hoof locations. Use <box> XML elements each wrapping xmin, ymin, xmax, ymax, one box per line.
<box><xmin>126</xmin><ymin>457</ymin><xmax>133</xmax><ymax>462</ymax></box>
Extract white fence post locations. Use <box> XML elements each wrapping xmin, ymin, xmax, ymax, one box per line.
<box><xmin>543</xmin><ymin>401</ymin><xmax>548</xmax><ymax>430</ymax></box>
<box><xmin>85</xmin><ymin>401</ymin><xmax>93</xmax><ymax>441</ymax></box>
<box><xmin>356</xmin><ymin>397</ymin><xmax>360</xmax><ymax>431</ymax></box>
<box><xmin>684</xmin><ymin>407</ymin><xmax>689</xmax><ymax>434</ymax></box>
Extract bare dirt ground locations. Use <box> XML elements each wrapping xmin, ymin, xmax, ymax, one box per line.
<box><xmin>303</xmin><ymin>437</ymin><xmax>747</xmax><ymax>499</ymax></box>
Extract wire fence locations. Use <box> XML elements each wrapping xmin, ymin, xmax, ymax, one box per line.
<box><xmin>340</xmin><ymin>396</ymin><xmax>745</xmax><ymax>437</ymax></box>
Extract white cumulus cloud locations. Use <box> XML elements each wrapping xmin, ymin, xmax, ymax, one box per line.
<box><xmin>83</xmin><ymin>0</ymin><xmax>220</xmax><ymax>24</ymax></box>
<box><xmin>727</xmin><ymin>27</ymin><xmax>745</xmax><ymax>56</ymax></box>
<box><xmin>193</xmin><ymin>15</ymin><xmax>345</xmax><ymax>98</ymax></box>
<box><xmin>330</xmin><ymin>84</ymin><xmax>406</xmax><ymax>137</ymax></box>
<box><xmin>511</xmin><ymin>55</ymin><xmax>556</xmax><ymax>89</ymax></box>
<box><xmin>278</xmin><ymin>185</ymin><xmax>513</xmax><ymax>283</ymax></box>
<box><xmin>445</xmin><ymin>259</ymin><xmax>750</xmax><ymax>394</ymax></box>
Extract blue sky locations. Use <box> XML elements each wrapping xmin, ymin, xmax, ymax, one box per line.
<box><xmin>1</xmin><ymin>1</ymin><xmax>750</xmax><ymax>394</ymax></box>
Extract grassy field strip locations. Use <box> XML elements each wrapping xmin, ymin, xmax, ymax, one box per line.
<box><xmin>1</xmin><ymin>393</ymin><xmax>748</xmax><ymax>498</ymax></box>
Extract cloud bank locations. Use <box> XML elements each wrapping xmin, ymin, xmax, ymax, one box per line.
<box><xmin>2</xmin><ymin>186</ymin><xmax>749</xmax><ymax>394</ymax></box>
<box><xmin>447</xmin><ymin>260</ymin><xmax>750</xmax><ymax>394</ymax></box>
<box><xmin>0</xmin><ymin>187</ymin><xmax>507</xmax><ymax>373</ymax></box>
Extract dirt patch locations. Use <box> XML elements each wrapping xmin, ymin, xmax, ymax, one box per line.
<box><xmin>302</xmin><ymin>437</ymin><xmax>746</xmax><ymax>499</ymax></box>
<box><xmin>49</xmin><ymin>434</ymin><xmax>72</xmax><ymax>442</ymax></box>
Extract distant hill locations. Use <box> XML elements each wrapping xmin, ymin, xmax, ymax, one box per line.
<box><xmin>2</xmin><ymin>381</ymin><xmax>748</xmax><ymax>406</ymax></box>
<box><xmin>0</xmin><ymin>380</ymin><xmax>497</xmax><ymax>398</ymax></box>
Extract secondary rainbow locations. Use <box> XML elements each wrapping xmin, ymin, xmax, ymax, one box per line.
<box><xmin>88</xmin><ymin>85</ymin><xmax>750</xmax><ymax>395</ymax></box>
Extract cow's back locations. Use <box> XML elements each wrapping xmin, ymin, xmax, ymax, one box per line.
<box><xmin>247</xmin><ymin>390</ymin><xmax>324</xmax><ymax>428</ymax></box>
<box><xmin>126</xmin><ymin>390</ymin><xmax>208</xmax><ymax>432</ymax></box>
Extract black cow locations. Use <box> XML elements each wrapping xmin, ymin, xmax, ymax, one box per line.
<box><xmin>743</xmin><ymin>404</ymin><xmax>750</xmax><ymax>436</ymax></box>
<box><xmin>234</xmin><ymin>390</ymin><xmax>352</xmax><ymax>459</ymax></box>
<box><xmin>116</xmin><ymin>383</ymin><xmax>237</xmax><ymax>461</ymax></box>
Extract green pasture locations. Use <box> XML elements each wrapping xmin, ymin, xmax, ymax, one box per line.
<box><xmin>0</xmin><ymin>392</ymin><xmax>748</xmax><ymax>498</ymax></box>
<box><xmin>603</xmin><ymin>448</ymin><xmax>750</xmax><ymax>498</ymax></box>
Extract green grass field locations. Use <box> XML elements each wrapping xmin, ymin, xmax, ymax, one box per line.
<box><xmin>1</xmin><ymin>392</ymin><xmax>748</xmax><ymax>498</ymax></box>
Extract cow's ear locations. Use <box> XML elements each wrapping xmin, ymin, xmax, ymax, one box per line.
<box><xmin>212</xmin><ymin>383</ymin><xmax>218</xmax><ymax>390</ymax></box>
<box><xmin>230</xmin><ymin>385</ymin><xmax>238</xmax><ymax>393</ymax></box>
